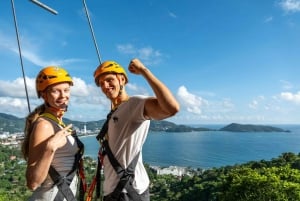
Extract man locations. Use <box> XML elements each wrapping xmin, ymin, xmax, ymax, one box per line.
<box><xmin>93</xmin><ymin>58</ymin><xmax>179</xmax><ymax>201</ymax></box>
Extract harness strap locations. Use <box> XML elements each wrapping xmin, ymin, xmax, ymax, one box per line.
<box><xmin>91</xmin><ymin>109</ymin><xmax>116</xmax><ymax>200</ymax></box>
<box><xmin>96</xmin><ymin>151</ymin><xmax>102</xmax><ymax>199</ymax></box>
<box><xmin>73</xmin><ymin>131</ymin><xmax>86</xmax><ymax>201</ymax></box>
<box><xmin>49</xmin><ymin>166</ymin><xmax>76</xmax><ymax>201</ymax></box>
<box><xmin>78</xmin><ymin>159</ymin><xmax>87</xmax><ymax>200</ymax></box>
<box><xmin>104</xmin><ymin>143</ymin><xmax>140</xmax><ymax>201</ymax></box>
<box><xmin>86</xmin><ymin>149</ymin><xmax>102</xmax><ymax>201</ymax></box>
<box><xmin>96</xmin><ymin>109</ymin><xmax>115</xmax><ymax>141</ymax></box>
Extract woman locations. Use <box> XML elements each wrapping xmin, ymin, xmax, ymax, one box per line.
<box><xmin>22</xmin><ymin>66</ymin><xmax>85</xmax><ymax>201</ymax></box>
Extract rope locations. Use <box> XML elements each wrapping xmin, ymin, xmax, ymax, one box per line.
<box><xmin>10</xmin><ymin>0</ymin><xmax>31</xmax><ymax>113</ymax></box>
<box><xmin>82</xmin><ymin>0</ymin><xmax>102</xmax><ymax>64</ymax></box>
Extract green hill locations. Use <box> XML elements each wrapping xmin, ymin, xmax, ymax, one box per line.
<box><xmin>0</xmin><ymin>113</ymin><xmax>24</xmax><ymax>133</ymax></box>
<box><xmin>0</xmin><ymin>113</ymin><xmax>190</xmax><ymax>134</ymax></box>
<box><xmin>0</xmin><ymin>113</ymin><xmax>291</xmax><ymax>134</ymax></box>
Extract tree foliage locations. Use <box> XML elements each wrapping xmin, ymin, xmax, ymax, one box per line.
<box><xmin>148</xmin><ymin>152</ymin><xmax>300</xmax><ymax>201</ymax></box>
<box><xmin>1</xmin><ymin>144</ymin><xmax>300</xmax><ymax>201</ymax></box>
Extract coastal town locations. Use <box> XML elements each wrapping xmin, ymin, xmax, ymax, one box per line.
<box><xmin>0</xmin><ymin>132</ymin><xmax>23</xmax><ymax>146</ymax></box>
<box><xmin>0</xmin><ymin>130</ymin><xmax>193</xmax><ymax>177</ymax></box>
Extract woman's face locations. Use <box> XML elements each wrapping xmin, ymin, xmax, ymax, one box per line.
<box><xmin>42</xmin><ymin>82</ymin><xmax>71</xmax><ymax>110</ymax></box>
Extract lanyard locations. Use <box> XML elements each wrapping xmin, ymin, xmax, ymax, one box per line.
<box><xmin>40</xmin><ymin>112</ymin><xmax>67</xmax><ymax>129</ymax></box>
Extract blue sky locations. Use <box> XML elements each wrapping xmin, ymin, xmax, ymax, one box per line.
<box><xmin>0</xmin><ymin>0</ymin><xmax>300</xmax><ymax>125</ymax></box>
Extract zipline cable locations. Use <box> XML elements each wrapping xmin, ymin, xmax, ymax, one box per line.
<box><xmin>10</xmin><ymin>0</ymin><xmax>31</xmax><ymax>113</ymax></box>
<box><xmin>83</xmin><ymin>0</ymin><xmax>102</xmax><ymax>64</ymax></box>
<box><xmin>29</xmin><ymin>0</ymin><xmax>58</xmax><ymax>15</ymax></box>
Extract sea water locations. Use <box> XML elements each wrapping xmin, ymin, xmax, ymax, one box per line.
<box><xmin>79</xmin><ymin>125</ymin><xmax>300</xmax><ymax>169</ymax></box>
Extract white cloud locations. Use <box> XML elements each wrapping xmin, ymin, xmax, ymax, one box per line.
<box><xmin>117</xmin><ymin>43</ymin><xmax>163</xmax><ymax>65</ymax></box>
<box><xmin>12</xmin><ymin>47</ymin><xmax>83</xmax><ymax>67</ymax></box>
<box><xmin>279</xmin><ymin>0</ymin><xmax>300</xmax><ymax>13</ymax></box>
<box><xmin>174</xmin><ymin>91</ymin><xmax>299</xmax><ymax>124</ymax></box>
<box><xmin>249</xmin><ymin>100</ymin><xmax>259</xmax><ymax>109</ymax></box>
<box><xmin>177</xmin><ymin>86</ymin><xmax>206</xmax><ymax>115</ymax></box>
<box><xmin>0</xmin><ymin>31</ymin><xmax>83</xmax><ymax>67</ymax></box>
<box><xmin>0</xmin><ymin>97</ymin><xmax>27</xmax><ymax>110</ymax></box>
<box><xmin>264</xmin><ymin>16</ymin><xmax>273</xmax><ymax>23</ymax></box>
<box><xmin>168</xmin><ymin>11</ymin><xmax>177</xmax><ymax>18</ymax></box>
<box><xmin>0</xmin><ymin>96</ymin><xmax>42</xmax><ymax>118</ymax></box>
<box><xmin>139</xmin><ymin>47</ymin><xmax>162</xmax><ymax>61</ymax></box>
<box><xmin>280</xmin><ymin>80</ymin><xmax>293</xmax><ymax>90</ymax></box>
<box><xmin>0</xmin><ymin>77</ymin><xmax>36</xmax><ymax>98</ymax></box>
<box><xmin>72</xmin><ymin>77</ymin><xmax>90</xmax><ymax>97</ymax></box>
<box><xmin>126</xmin><ymin>83</ymin><xmax>149</xmax><ymax>96</ymax></box>
<box><xmin>248</xmin><ymin>96</ymin><xmax>265</xmax><ymax>110</ymax></box>
<box><xmin>280</xmin><ymin>91</ymin><xmax>300</xmax><ymax>104</ymax></box>
<box><xmin>220</xmin><ymin>98</ymin><xmax>235</xmax><ymax>112</ymax></box>
<box><xmin>116</xmin><ymin>44</ymin><xmax>136</xmax><ymax>54</ymax></box>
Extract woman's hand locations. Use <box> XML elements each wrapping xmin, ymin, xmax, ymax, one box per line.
<box><xmin>47</xmin><ymin>124</ymin><xmax>73</xmax><ymax>152</ymax></box>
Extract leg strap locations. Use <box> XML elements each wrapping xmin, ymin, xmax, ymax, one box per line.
<box><xmin>49</xmin><ymin>166</ymin><xmax>76</xmax><ymax>201</ymax></box>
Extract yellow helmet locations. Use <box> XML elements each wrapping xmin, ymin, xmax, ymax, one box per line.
<box><xmin>94</xmin><ymin>61</ymin><xmax>128</xmax><ymax>86</ymax></box>
<box><xmin>36</xmin><ymin>66</ymin><xmax>73</xmax><ymax>98</ymax></box>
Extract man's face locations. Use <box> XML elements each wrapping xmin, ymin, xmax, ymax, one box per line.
<box><xmin>98</xmin><ymin>74</ymin><xmax>121</xmax><ymax>100</ymax></box>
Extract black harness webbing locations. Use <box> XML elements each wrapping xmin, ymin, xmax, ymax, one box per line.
<box><xmin>49</xmin><ymin>166</ymin><xmax>77</xmax><ymax>201</ymax></box>
<box><xmin>95</xmin><ymin>110</ymin><xmax>142</xmax><ymax>201</ymax></box>
<box><xmin>41</xmin><ymin>113</ymin><xmax>85</xmax><ymax>201</ymax></box>
<box><xmin>51</xmin><ymin>131</ymin><xmax>85</xmax><ymax>201</ymax></box>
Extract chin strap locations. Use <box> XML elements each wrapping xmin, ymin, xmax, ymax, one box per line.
<box><xmin>45</xmin><ymin>102</ymin><xmax>68</xmax><ymax>118</ymax></box>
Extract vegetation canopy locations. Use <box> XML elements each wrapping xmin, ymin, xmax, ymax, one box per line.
<box><xmin>1</xmin><ymin>145</ymin><xmax>300</xmax><ymax>201</ymax></box>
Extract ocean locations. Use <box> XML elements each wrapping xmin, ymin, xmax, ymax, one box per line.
<box><xmin>79</xmin><ymin>124</ymin><xmax>300</xmax><ymax>169</ymax></box>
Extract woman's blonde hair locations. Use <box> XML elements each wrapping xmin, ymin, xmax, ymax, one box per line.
<box><xmin>22</xmin><ymin>104</ymin><xmax>46</xmax><ymax>160</ymax></box>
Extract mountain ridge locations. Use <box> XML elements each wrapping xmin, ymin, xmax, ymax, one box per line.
<box><xmin>0</xmin><ymin>113</ymin><xmax>290</xmax><ymax>134</ymax></box>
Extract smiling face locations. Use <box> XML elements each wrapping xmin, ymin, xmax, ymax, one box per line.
<box><xmin>41</xmin><ymin>82</ymin><xmax>71</xmax><ymax>110</ymax></box>
<box><xmin>98</xmin><ymin>73</ymin><xmax>122</xmax><ymax>101</ymax></box>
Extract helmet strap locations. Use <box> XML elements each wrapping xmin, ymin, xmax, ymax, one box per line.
<box><xmin>45</xmin><ymin>102</ymin><xmax>67</xmax><ymax>118</ymax></box>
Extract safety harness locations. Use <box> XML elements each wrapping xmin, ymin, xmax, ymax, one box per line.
<box><xmin>86</xmin><ymin>109</ymin><xmax>142</xmax><ymax>201</ymax></box>
<box><xmin>41</xmin><ymin>113</ymin><xmax>87</xmax><ymax>201</ymax></box>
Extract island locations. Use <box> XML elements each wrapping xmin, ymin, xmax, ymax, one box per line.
<box><xmin>219</xmin><ymin>123</ymin><xmax>290</xmax><ymax>132</ymax></box>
